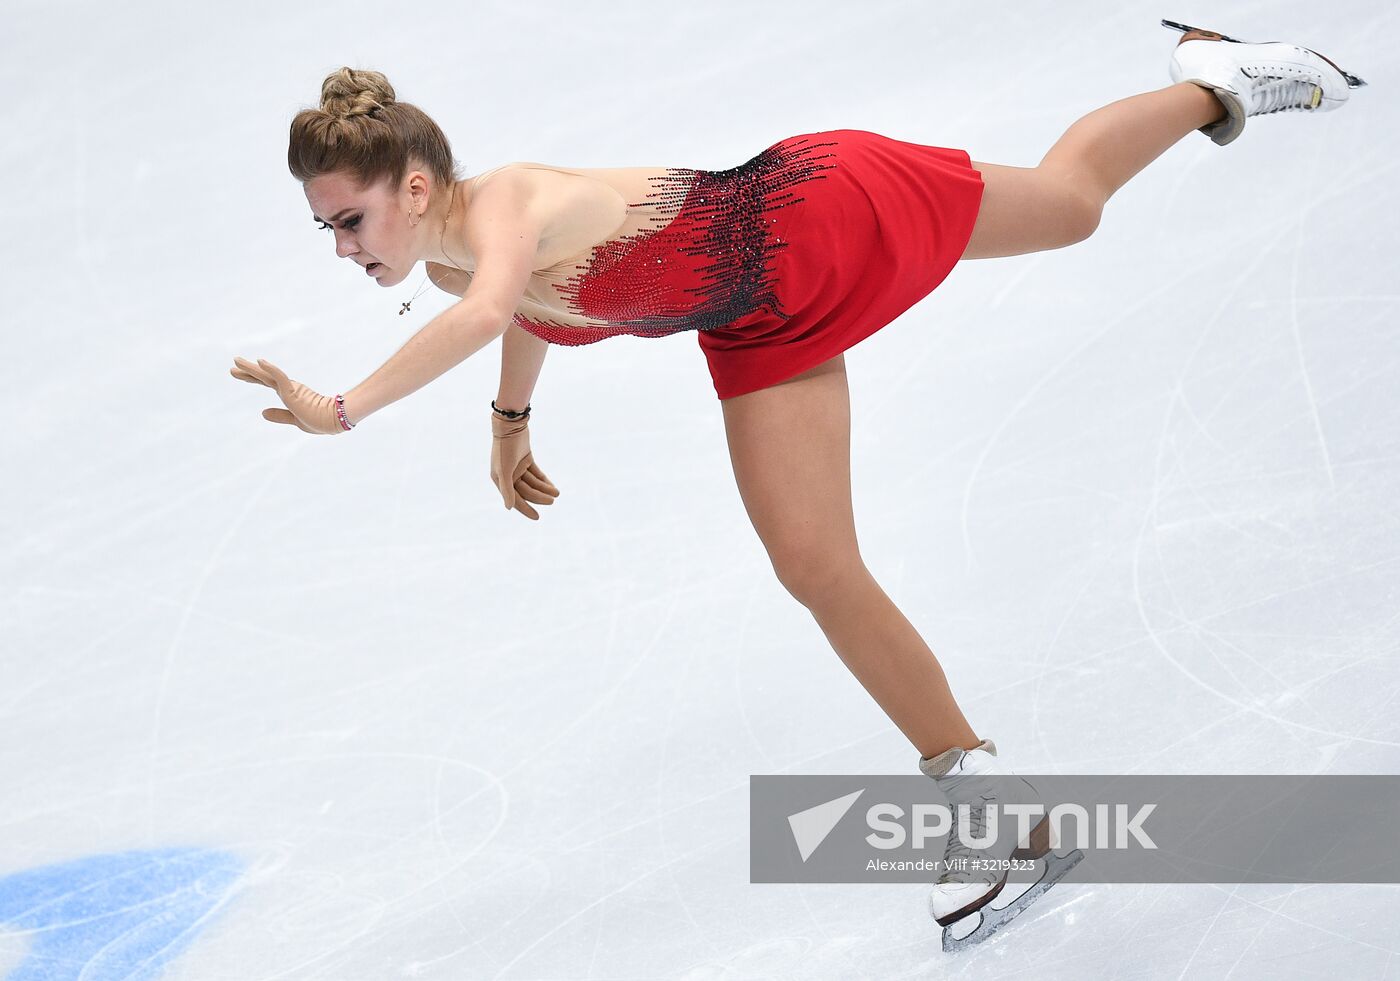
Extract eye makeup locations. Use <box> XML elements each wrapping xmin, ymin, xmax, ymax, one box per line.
<box><xmin>317</xmin><ymin>215</ymin><xmax>361</xmax><ymax>231</ymax></box>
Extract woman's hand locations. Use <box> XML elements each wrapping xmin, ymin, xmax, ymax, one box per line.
<box><xmin>491</xmin><ymin>411</ymin><xmax>560</xmax><ymax>520</ymax></box>
<box><xmin>230</xmin><ymin>357</ymin><xmax>346</xmax><ymax>434</ymax></box>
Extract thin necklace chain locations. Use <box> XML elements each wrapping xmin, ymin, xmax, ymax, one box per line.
<box><xmin>399</xmin><ymin>180</ymin><xmax>462</xmax><ymax>316</ymax></box>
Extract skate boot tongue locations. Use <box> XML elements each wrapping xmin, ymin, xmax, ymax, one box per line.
<box><xmin>1251</xmin><ymin>77</ymin><xmax>1324</xmax><ymax>114</ymax></box>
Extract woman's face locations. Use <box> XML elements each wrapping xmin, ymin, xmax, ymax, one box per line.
<box><xmin>304</xmin><ymin>171</ymin><xmax>419</xmax><ymax>288</ymax></box>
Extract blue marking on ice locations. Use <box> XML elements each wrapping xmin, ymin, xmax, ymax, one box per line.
<box><xmin>0</xmin><ymin>847</ymin><xmax>243</xmax><ymax>981</ymax></box>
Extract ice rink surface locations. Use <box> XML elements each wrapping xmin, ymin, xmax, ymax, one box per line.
<box><xmin>3</xmin><ymin>0</ymin><xmax>1398</xmax><ymax>977</ymax></box>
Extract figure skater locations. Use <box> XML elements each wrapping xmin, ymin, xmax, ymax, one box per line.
<box><xmin>230</xmin><ymin>21</ymin><xmax>1365</xmax><ymax>949</ymax></box>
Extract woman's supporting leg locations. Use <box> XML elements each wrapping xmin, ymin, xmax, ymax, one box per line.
<box><xmin>962</xmin><ymin>81</ymin><xmax>1227</xmax><ymax>259</ymax></box>
<box><xmin>720</xmin><ymin>354</ymin><xmax>981</xmax><ymax>760</ymax></box>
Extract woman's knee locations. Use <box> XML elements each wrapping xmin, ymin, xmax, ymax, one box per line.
<box><xmin>1064</xmin><ymin>185</ymin><xmax>1103</xmax><ymax>244</ymax></box>
<box><xmin>768</xmin><ymin>547</ymin><xmax>868</xmax><ymax>608</ymax></box>
<box><xmin>720</xmin><ymin>359</ymin><xmax>865</xmax><ymax>606</ymax></box>
<box><xmin>1037</xmin><ymin>167</ymin><xmax>1104</xmax><ymax>244</ymax></box>
<box><xmin>1029</xmin><ymin>174</ymin><xmax>1102</xmax><ymax>247</ymax></box>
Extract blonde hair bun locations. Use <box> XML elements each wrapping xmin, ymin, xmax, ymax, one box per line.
<box><xmin>319</xmin><ymin>67</ymin><xmax>396</xmax><ymax>120</ymax></box>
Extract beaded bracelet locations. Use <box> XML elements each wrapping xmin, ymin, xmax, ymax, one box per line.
<box><xmin>492</xmin><ymin>399</ymin><xmax>531</xmax><ymax>420</ymax></box>
<box><xmin>334</xmin><ymin>394</ymin><xmax>355</xmax><ymax>431</ymax></box>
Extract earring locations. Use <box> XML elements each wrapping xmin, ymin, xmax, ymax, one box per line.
<box><xmin>409</xmin><ymin>210</ymin><xmax>421</xmax><ymax>227</ymax></box>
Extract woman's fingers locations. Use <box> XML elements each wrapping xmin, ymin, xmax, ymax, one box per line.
<box><xmin>263</xmin><ymin>407</ymin><xmax>321</xmax><ymax>435</ymax></box>
<box><xmin>513</xmin><ymin>462</ymin><xmax>558</xmax><ymax>505</ymax></box>
<box><xmin>520</xmin><ymin>459</ymin><xmax>560</xmax><ymax>495</ymax></box>
<box><xmin>506</xmin><ymin>459</ymin><xmax>560</xmax><ymax>518</ymax></box>
<box><xmin>236</xmin><ymin>358</ymin><xmax>334</xmax><ymax>435</ymax></box>
<box><xmin>231</xmin><ymin>358</ymin><xmax>297</xmax><ymax>399</ymax></box>
<box><xmin>518</xmin><ymin>476</ymin><xmax>559</xmax><ymax>500</ymax></box>
<box><xmin>521</xmin><ymin>466</ymin><xmax>560</xmax><ymax>497</ymax></box>
<box><xmin>231</xmin><ymin>357</ymin><xmax>274</xmax><ymax>387</ymax></box>
<box><xmin>513</xmin><ymin>480</ymin><xmax>556</xmax><ymax>507</ymax></box>
<box><xmin>256</xmin><ymin>359</ymin><xmax>293</xmax><ymax>391</ymax></box>
<box><xmin>261</xmin><ymin>407</ymin><xmax>301</xmax><ymax>427</ymax></box>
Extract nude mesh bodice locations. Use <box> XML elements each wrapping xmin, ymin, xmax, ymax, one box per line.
<box><xmin>466</xmin><ymin>137</ymin><xmax>839</xmax><ymax>345</ymax></box>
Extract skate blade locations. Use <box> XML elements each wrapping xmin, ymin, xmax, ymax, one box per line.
<box><xmin>1160</xmin><ymin>18</ymin><xmax>1367</xmax><ymax>87</ymax></box>
<box><xmin>940</xmin><ymin>849</ymin><xmax>1084</xmax><ymax>954</ymax></box>
<box><xmin>1161</xmin><ymin>18</ymin><xmax>1247</xmax><ymax>43</ymax></box>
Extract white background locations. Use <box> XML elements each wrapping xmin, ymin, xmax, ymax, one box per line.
<box><xmin>3</xmin><ymin>0</ymin><xmax>1397</xmax><ymax>977</ymax></box>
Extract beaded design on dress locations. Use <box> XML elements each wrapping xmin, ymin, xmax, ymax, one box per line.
<box><xmin>515</xmin><ymin>136</ymin><xmax>838</xmax><ymax>345</ymax></box>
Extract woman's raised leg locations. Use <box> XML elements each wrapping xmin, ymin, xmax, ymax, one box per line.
<box><xmin>720</xmin><ymin>354</ymin><xmax>981</xmax><ymax>759</ymax></box>
<box><xmin>962</xmin><ymin>81</ymin><xmax>1227</xmax><ymax>259</ymax></box>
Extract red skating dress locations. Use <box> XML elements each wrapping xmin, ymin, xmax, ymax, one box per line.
<box><xmin>497</xmin><ymin>129</ymin><xmax>985</xmax><ymax>400</ymax></box>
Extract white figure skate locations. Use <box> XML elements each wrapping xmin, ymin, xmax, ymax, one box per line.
<box><xmin>919</xmin><ymin>739</ymin><xmax>1083</xmax><ymax>952</ymax></box>
<box><xmin>1163</xmin><ymin>19</ymin><xmax>1367</xmax><ymax>146</ymax></box>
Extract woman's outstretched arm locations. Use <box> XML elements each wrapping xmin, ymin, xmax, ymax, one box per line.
<box><xmin>230</xmin><ymin>296</ymin><xmax>512</xmax><ymax>435</ymax></box>
<box><xmin>340</xmin><ymin>297</ymin><xmax>513</xmax><ymax>424</ymax></box>
<box><xmin>234</xmin><ymin>172</ymin><xmax>544</xmax><ymax>434</ymax></box>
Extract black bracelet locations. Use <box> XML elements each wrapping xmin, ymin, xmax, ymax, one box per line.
<box><xmin>492</xmin><ymin>399</ymin><xmax>531</xmax><ymax>420</ymax></box>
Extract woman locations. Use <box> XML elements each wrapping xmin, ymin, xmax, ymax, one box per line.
<box><xmin>231</xmin><ymin>21</ymin><xmax>1363</xmax><ymax>945</ymax></box>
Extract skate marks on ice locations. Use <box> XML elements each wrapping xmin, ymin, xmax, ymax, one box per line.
<box><xmin>0</xmin><ymin>847</ymin><xmax>243</xmax><ymax>980</ymax></box>
<box><xmin>938</xmin><ymin>848</ymin><xmax>1085</xmax><ymax>953</ymax></box>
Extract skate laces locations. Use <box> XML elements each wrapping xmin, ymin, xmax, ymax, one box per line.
<box><xmin>1248</xmin><ymin>74</ymin><xmax>1322</xmax><ymax>115</ymax></box>
<box><xmin>936</xmin><ymin>775</ymin><xmax>1002</xmax><ymax>886</ymax></box>
<box><xmin>938</xmin><ymin>794</ymin><xmax>994</xmax><ymax>884</ymax></box>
